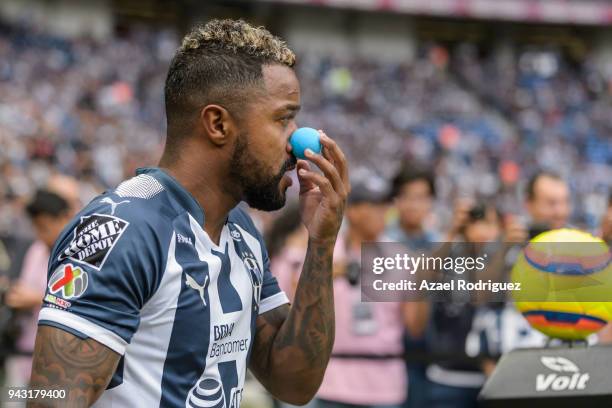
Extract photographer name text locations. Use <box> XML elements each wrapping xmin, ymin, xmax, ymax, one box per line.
<box><xmin>372</xmin><ymin>279</ymin><xmax>521</xmax><ymax>293</ymax></box>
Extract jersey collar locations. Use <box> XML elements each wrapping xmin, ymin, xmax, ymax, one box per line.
<box><xmin>135</xmin><ymin>167</ymin><xmax>205</xmax><ymax>226</ymax></box>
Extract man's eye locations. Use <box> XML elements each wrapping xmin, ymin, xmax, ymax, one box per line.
<box><xmin>280</xmin><ymin>117</ymin><xmax>291</xmax><ymax>126</ymax></box>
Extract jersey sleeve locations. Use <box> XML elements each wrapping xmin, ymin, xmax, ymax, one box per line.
<box><xmin>258</xmin><ymin>238</ymin><xmax>290</xmax><ymax>314</ymax></box>
<box><xmin>38</xmin><ymin>200</ymin><xmax>169</xmax><ymax>355</ymax></box>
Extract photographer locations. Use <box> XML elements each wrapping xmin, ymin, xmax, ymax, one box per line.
<box><xmin>385</xmin><ymin>165</ymin><xmax>439</xmax><ymax>408</ymax></box>
<box><xmin>406</xmin><ymin>199</ymin><xmax>507</xmax><ymax>408</ymax></box>
<box><xmin>2</xmin><ymin>190</ymin><xmax>71</xmax><ymax>387</ymax></box>
<box><xmin>467</xmin><ymin>171</ymin><xmax>573</xmax><ymax>352</ymax></box>
<box><xmin>463</xmin><ymin>171</ymin><xmax>584</xmax><ymax>383</ymax></box>
<box><xmin>463</xmin><ymin>172</ymin><xmax>579</xmax><ymax>378</ymax></box>
<box><xmin>464</xmin><ymin>170</ymin><xmax>571</xmax><ymax>307</ymax></box>
<box><xmin>0</xmin><ymin>231</ymin><xmax>32</xmax><ymax>371</ymax></box>
<box><xmin>315</xmin><ymin>182</ymin><xmax>415</xmax><ymax>408</ymax></box>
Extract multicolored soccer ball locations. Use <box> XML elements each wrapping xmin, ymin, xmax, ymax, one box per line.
<box><xmin>511</xmin><ymin>228</ymin><xmax>612</xmax><ymax>340</ymax></box>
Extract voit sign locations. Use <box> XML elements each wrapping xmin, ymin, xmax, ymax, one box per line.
<box><xmin>536</xmin><ymin>356</ymin><xmax>589</xmax><ymax>392</ymax></box>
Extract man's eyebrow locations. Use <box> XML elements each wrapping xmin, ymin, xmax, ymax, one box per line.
<box><xmin>273</xmin><ymin>103</ymin><xmax>301</xmax><ymax>116</ymax></box>
<box><xmin>285</xmin><ymin>104</ymin><xmax>301</xmax><ymax>112</ymax></box>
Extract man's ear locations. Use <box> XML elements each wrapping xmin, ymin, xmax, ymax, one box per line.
<box><xmin>199</xmin><ymin>104</ymin><xmax>236</xmax><ymax>147</ymax></box>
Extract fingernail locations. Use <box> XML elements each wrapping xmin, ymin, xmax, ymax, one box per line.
<box><xmin>299</xmin><ymin>169</ymin><xmax>307</xmax><ymax>176</ymax></box>
<box><xmin>305</xmin><ymin>149</ymin><xmax>313</xmax><ymax>157</ymax></box>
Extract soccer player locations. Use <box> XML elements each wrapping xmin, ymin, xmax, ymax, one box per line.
<box><xmin>28</xmin><ymin>19</ymin><xmax>349</xmax><ymax>408</ymax></box>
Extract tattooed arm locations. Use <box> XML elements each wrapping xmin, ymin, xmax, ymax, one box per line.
<box><xmin>250</xmin><ymin>132</ymin><xmax>348</xmax><ymax>404</ymax></box>
<box><xmin>250</xmin><ymin>240</ymin><xmax>335</xmax><ymax>404</ymax></box>
<box><xmin>27</xmin><ymin>326</ymin><xmax>120</xmax><ymax>408</ymax></box>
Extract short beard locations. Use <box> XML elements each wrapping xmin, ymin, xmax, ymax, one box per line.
<box><xmin>229</xmin><ymin>132</ymin><xmax>295</xmax><ymax>212</ymax></box>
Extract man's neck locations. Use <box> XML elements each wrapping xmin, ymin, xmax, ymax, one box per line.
<box><xmin>160</xmin><ymin>160</ymin><xmax>239</xmax><ymax>245</ymax></box>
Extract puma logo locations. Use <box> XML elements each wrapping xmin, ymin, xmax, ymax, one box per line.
<box><xmin>100</xmin><ymin>197</ymin><xmax>130</xmax><ymax>215</ymax></box>
<box><xmin>185</xmin><ymin>274</ymin><xmax>209</xmax><ymax>306</ymax></box>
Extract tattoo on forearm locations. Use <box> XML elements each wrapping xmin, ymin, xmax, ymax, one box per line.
<box><xmin>279</xmin><ymin>242</ymin><xmax>334</xmax><ymax>362</ymax></box>
<box><xmin>28</xmin><ymin>325</ymin><xmax>120</xmax><ymax>408</ymax></box>
<box><xmin>251</xmin><ymin>240</ymin><xmax>335</xmax><ymax>395</ymax></box>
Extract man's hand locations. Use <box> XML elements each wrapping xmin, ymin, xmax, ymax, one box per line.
<box><xmin>5</xmin><ymin>283</ymin><xmax>43</xmax><ymax>310</ymax></box>
<box><xmin>250</xmin><ymin>131</ymin><xmax>349</xmax><ymax>405</ymax></box>
<box><xmin>28</xmin><ymin>326</ymin><xmax>120</xmax><ymax>407</ymax></box>
<box><xmin>503</xmin><ymin>215</ymin><xmax>528</xmax><ymax>244</ymax></box>
<box><xmin>446</xmin><ymin>198</ymin><xmax>472</xmax><ymax>240</ymax></box>
<box><xmin>296</xmin><ymin>131</ymin><xmax>349</xmax><ymax>243</ymax></box>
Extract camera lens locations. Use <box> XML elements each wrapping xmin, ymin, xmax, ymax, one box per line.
<box><xmin>468</xmin><ymin>204</ymin><xmax>486</xmax><ymax>221</ymax></box>
<box><xmin>346</xmin><ymin>261</ymin><xmax>361</xmax><ymax>286</ymax></box>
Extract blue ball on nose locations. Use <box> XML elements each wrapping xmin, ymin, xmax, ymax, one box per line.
<box><xmin>289</xmin><ymin>127</ymin><xmax>322</xmax><ymax>160</ymax></box>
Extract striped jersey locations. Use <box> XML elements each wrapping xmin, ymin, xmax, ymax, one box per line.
<box><xmin>38</xmin><ymin>167</ymin><xmax>289</xmax><ymax>408</ymax></box>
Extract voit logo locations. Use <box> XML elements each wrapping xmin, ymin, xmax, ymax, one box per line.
<box><xmin>536</xmin><ymin>356</ymin><xmax>590</xmax><ymax>392</ymax></box>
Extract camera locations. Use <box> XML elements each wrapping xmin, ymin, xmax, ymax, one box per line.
<box><xmin>528</xmin><ymin>223</ymin><xmax>551</xmax><ymax>239</ymax></box>
<box><xmin>346</xmin><ymin>261</ymin><xmax>361</xmax><ymax>286</ymax></box>
<box><xmin>468</xmin><ymin>203</ymin><xmax>487</xmax><ymax>221</ymax></box>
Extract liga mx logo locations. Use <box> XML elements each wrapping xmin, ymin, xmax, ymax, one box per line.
<box><xmin>48</xmin><ymin>264</ymin><xmax>88</xmax><ymax>299</ymax></box>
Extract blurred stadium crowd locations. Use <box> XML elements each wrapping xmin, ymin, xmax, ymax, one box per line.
<box><xmin>1</xmin><ymin>20</ymin><xmax>610</xmax><ymax>239</ymax></box>
<box><xmin>0</xmin><ymin>16</ymin><xmax>611</xmax><ymax>408</ymax></box>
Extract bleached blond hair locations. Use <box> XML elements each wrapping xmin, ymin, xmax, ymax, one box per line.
<box><xmin>180</xmin><ymin>19</ymin><xmax>295</xmax><ymax>67</ymax></box>
<box><xmin>164</xmin><ymin>19</ymin><xmax>296</xmax><ymax>141</ymax></box>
